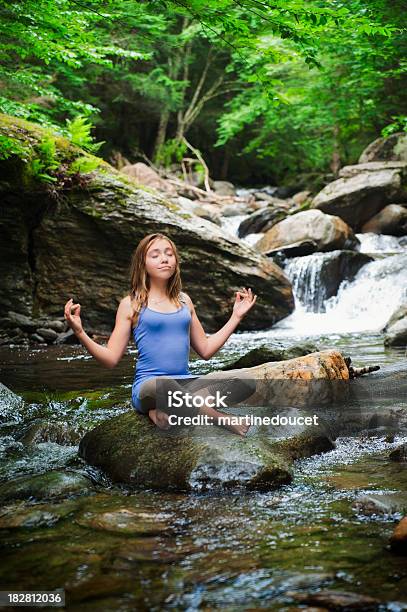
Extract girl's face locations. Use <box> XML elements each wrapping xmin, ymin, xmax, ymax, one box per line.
<box><xmin>145</xmin><ymin>238</ymin><xmax>177</xmax><ymax>280</ymax></box>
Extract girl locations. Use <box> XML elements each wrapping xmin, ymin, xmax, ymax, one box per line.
<box><xmin>64</xmin><ymin>233</ymin><xmax>257</xmax><ymax>436</ymax></box>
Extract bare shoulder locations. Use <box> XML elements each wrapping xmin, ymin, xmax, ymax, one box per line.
<box><xmin>118</xmin><ymin>295</ymin><xmax>133</xmax><ymax>320</ymax></box>
<box><xmin>180</xmin><ymin>291</ymin><xmax>195</xmax><ymax>315</ymax></box>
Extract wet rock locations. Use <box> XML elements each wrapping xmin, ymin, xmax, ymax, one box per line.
<box><xmin>213</xmin><ymin>180</ymin><xmax>235</xmax><ymax>196</ymax></box>
<box><xmin>3</xmin><ymin>311</ymin><xmax>40</xmax><ymax>332</ymax></box>
<box><xmin>0</xmin><ymin>499</ymin><xmax>78</xmax><ymax>529</ymax></box>
<box><xmin>312</xmin><ymin>161</ymin><xmax>407</xmax><ymax>230</ymax></box>
<box><xmin>79</xmin><ymin>411</ymin><xmax>294</xmax><ymax>492</ymax></box>
<box><xmin>106</xmin><ymin>540</ymin><xmax>182</xmax><ymax>567</ymax></box>
<box><xmin>0</xmin><ymin>470</ymin><xmax>94</xmax><ymax>502</ymax></box>
<box><xmin>238</xmin><ymin>206</ymin><xmax>288</xmax><ymax>238</ymax></box>
<box><xmin>382</xmin><ymin>304</ymin><xmax>407</xmax><ymax>347</ymax></box>
<box><xmin>389</xmin><ymin>516</ymin><xmax>407</xmax><ymax>554</ymax></box>
<box><xmin>257</xmin><ymin>210</ymin><xmax>359</xmax><ymax>257</ymax></box>
<box><xmin>46</xmin><ymin>319</ymin><xmax>66</xmax><ymax>332</ymax></box>
<box><xmin>286</xmin><ymin>589</ymin><xmax>381</xmax><ymax>610</ymax></box>
<box><xmin>0</xmin><ymin>115</ymin><xmax>294</xmax><ymax>334</ymax></box>
<box><xmin>30</xmin><ymin>333</ymin><xmax>46</xmax><ymax>343</ymax></box>
<box><xmin>0</xmin><ymin>435</ymin><xmax>25</xmax><ymax>457</ymax></box>
<box><xmin>389</xmin><ymin>443</ymin><xmax>407</xmax><ymax>462</ymax></box>
<box><xmin>17</xmin><ymin>419</ymin><xmax>83</xmax><ymax>446</ymax></box>
<box><xmin>36</xmin><ymin>327</ymin><xmax>58</xmax><ymax>342</ymax></box>
<box><xmin>361</xmin><ymin>204</ymin><xmax>407</xmax><ymax>235</ymax></box>
<box><xmin>244</xmin><ymin>350</ymin><xmax>349</xmax><ymax>408</ymax></box>
<box><xmin>54</xmin><ymin>328</ymin><xmax>78</xmax><ymax>345</ymax></box>
<box><xmin>352</xmin><ymin>493</ymin><xmax>407</xmax><ymax>516</ymax></box>
<box><xmin>0</xmin><ymin>382</ymin><xmax>25</xmax><ymax>423</ymax></box>
<box><xmin>359</xmin><ymin>132</ymin><xmax>407</xmax><ymax>163</ymax></box>
<box><xmin>75</xmin><ymin>507</ymin><xmax>171</xmax><ymax>536</ymax></box>
<box><xmin>221</xmin><ymin>342</ymin><xmax>319</xmax><ymax>370</ymax></box>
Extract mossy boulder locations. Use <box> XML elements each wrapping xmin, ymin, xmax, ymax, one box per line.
<box><xmin>78</xmin><ymin>409</ymin><xmax>335</xmax><ymax>492</ymax></box>
<box><xmin>78</xmin><ymin>350</ymin><xmax>350</xmax><ymax>492</ymax></box>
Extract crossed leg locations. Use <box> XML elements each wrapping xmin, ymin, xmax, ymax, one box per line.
<box><xmin>138</xmin><ymin>373</ymin><xmax>256</xmax><ymax>436</ymax></box>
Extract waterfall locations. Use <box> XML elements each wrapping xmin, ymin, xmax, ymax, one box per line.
<box><xmin>221</xmin><ymin>203</ymin><xmax>407</xmax><ymax>336</ymax></box>
<box><xmin>284</xmin><ymin>251</ymin><xmax>340</xmax><ymax>313</ymax></box>
<box><xmin>276</xmin><ymin>252</ymin><xmax>407</xmax><ymax>334</ymax></box>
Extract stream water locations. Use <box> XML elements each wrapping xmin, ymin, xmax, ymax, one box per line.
<box><xmin>0</xmin><ymin>221</ymin><xmax>406</xmax><ymax>610</ymax></box>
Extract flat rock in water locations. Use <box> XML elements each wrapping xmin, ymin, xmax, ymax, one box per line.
<box><xmin>286</xmin><ymin>589</ymin><xmax>381</xmax><ymax>610</ymax></box>
<box><xmin>0</xmin><ymin>470</ymin><xmax>94</xmax><ymax>502</ymax></box>
<box><xmin>75</xmin><ymin>508</ymin><xmax>171</xmax><ymax>536</ymax></box>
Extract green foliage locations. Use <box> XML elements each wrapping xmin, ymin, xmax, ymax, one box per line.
<box><xmin>66</xmin><ymin>116</ymin><xmax>105</xmax><ymax>153</ymax></box>
<box><xmin>155</xmin><ymin>138</ymin><xmax>187</xmax><ymax>167</ymax></box>
<box><xmin>382</xmin><ymin>116</ymin><xmax>407</xmax><ymax>137</ymax></box>
<box><xmin>27</xmin><ymin>135</ymin><xmax>59</xmax><ymax>183</ymax></box>
<box><xmin>0</xmin><ymin>0</ymin><xmax>405</xmax><ymax>183</ymax></box>
<box><xmin>0</xmin><ymin>134</ymin><xmax>27</xmax><ymax>160</ymax></box>
<box><xmin>68</xmin><ymin>155</ymin><xmax>102</xmax><ymax>175</ymax></box>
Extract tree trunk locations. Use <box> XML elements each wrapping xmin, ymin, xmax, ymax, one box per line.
<box><xmin>153</xmin><ymin>108</ymin><xmax>170</xmax><ymax>161</ymax></box>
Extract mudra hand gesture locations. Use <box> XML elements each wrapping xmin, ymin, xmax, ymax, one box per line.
<box><xmin>64</xmin><ymin>298</ymin><xmax>84</xmax><ymax>336</ymax></box>
<box><xmin>233</xmin><ymin>287</ymin><xmax>257</xmax><ymax>320</ymax></box>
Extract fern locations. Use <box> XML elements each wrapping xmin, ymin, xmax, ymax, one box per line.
<box><xmin>0</xmin><ymin>135</ymin><xmax>27</xmax><ymax>161</ymax></box>
<box><xmin>27</xmin><ymin>134</ymin><xmax>59</xmax><ymax>183</ymax></box>
<box><xmin>69</xmin><ymin>155</ymin><xmax>102</xmax><ymax>174</ymax></box>
<box><xmin>66</xmin><ymin>116</ymin><xmax>105</xmax><ymax>153</ymax></box>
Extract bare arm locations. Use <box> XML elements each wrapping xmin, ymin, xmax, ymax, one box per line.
<box><xmin>64</xmin><ymin>296</ymin><xmax>132</xmax><ymax>369</ymax></box>
<box><xmin>184</xmin><ymin>289</ymin><xmax>257</xmax><ymax>361</ymax></box>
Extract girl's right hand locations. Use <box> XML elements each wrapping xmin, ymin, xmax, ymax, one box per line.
<box><xmin>64</xmin><ymin>298</ymin><xmax>84</xmax><ymax>336</ymax></box>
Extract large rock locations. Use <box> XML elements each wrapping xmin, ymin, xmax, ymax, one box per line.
<box><xmin>389</xmin><ymin>517</ymin><xmax>407</xmax><ymax>554</ymax></box>
<box><xmin>359</xmin><ymin>132</ymin><xmax>407</xmax><ymax>163</ymax></box>
<box><xmin>78</xmin><ymin>350</ymin><xmax>350</xmax><ymax>491</ymax></box>
<box><xmin>361</xmin><ymin>203</ymin><xmax>407</xmax><ymax>235</ymax></box>
<box><xmin>212</xmin><ymin>180</ymin><xmax>235</xmax><ymax>196</ymax></box>
<box><xmin>121</xmin><ymin>162</ymin><xmax>170</xmax><ymax>192</ymax></box>
<box><xmin>238</xmin><ymin>206</ymin><xmax>288</xmax><ymax>238</ymax></box>
<box><xmin>382</xmin><ymin>304</ymin><xmax>407</xmax><ymax>347</ymax></box>
<box><xmin>0</xmin><ymin>115</ymin><xmax>294</xmax><ymax>334</ymax></box>
<box><xmin>256</xmin><ymin>209</ymin><xmax>359</xmax><ymax>257</ymax></box>
<box><xmin>312</xmin><ymin>161</ymin><xmax>407</xmax><ymax>230</ymax></box>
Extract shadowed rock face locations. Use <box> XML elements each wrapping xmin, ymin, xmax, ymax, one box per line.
<box><xmin>0</xmin><ymin>115</ymin><xmax>294</xmax><ymax>335</ymax></box>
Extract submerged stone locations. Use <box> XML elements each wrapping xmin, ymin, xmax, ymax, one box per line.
<box><xmin>0</xmin><ymin>470</ymin><xmax>94</xmax><ymax>502</ymax></box>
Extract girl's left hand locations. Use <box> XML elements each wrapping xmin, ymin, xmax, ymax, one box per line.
<box><xmin>232</xmin><ymin>287</ymin><xmax>257</xmax><ymax>321</ymax></box>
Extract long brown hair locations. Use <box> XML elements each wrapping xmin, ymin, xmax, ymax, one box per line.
<box><xmin>128</xmin><ymin>233</ymin><xmax>185</xmax><ymax>329</ymax></box>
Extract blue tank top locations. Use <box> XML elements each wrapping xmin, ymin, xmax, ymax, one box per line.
<box><xmin>131</xmin><ymin>301</ymin><xmax>193</xmax><ymax>411</ymax></box>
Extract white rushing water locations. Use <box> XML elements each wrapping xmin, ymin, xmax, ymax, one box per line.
<box><xmin>280</xmin><ymin>252</ymin><xmax>407</xmax><ymax>334</ymax></box>
<box><xmin>357</xmin><ymin>232</ymin><xmax>407</xmax><ymax>254</ymax></box>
